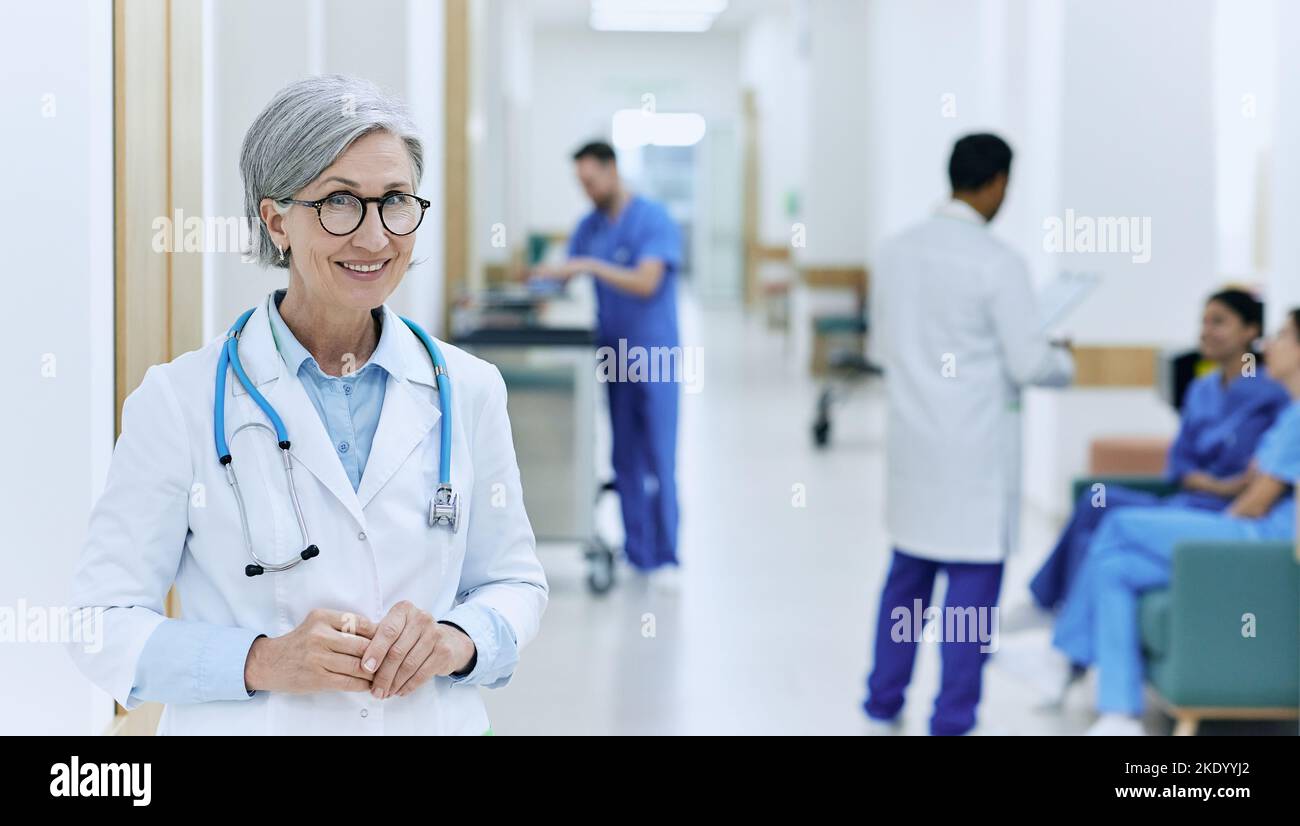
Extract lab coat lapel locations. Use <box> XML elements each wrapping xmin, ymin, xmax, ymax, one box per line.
<box><xmin>356</xmin><ymin>374</ymin><xmax>439</xmax><ymax>509</ymax></box>
<box><xmin>230</xmin><ymin>298</ymin><xmax>367</xmax><ymax>529</ymax></box>
<box><xmin>356</xmin><ymin>310</ymin><xmax>441</xmax><ymax>510</ymax></box>
<box><xmin>266</xmin><ymin>366</ymin><xmax>368</xmax><ymax>528</ymax></box>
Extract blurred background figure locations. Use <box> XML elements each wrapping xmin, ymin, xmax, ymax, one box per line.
<box><xmin>862</xmin><ymin>133</ymin><xmax>1074</xmax><ymax>736</ymax></box>
<box><xmin>532</xmin><ymin>142</ymin><xmax>684</xmax><ymax>580</ymax></box>
<box><xmin>1033</xmin><ymin>309</ymin><xmax>1300</xmax><ymax>735</ymax></box>
<box><xmin>1008</xmin><ymin>289</ymin><xmax>1288</xmax><ymax>629</ymax></box>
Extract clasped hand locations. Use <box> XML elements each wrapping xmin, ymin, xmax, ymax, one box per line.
<box><xmin>244</xmin><ymin>602</ymin><xmax>476</xmax><ymax>700</ymax></box>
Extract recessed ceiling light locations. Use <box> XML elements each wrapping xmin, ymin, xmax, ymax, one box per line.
<box><xmin>590</xmin><ymin>0</ymin><xmax>728</xmax><ymax>33</ymax></box>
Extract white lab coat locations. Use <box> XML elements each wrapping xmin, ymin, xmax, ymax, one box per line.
<box><xmin>67</xmin><ymin>298</ymin><xmax>548</xmax><ymax>735</ymax></box>
<box><xmin>870</xmin><ymin>200</ymin><xmax>1074</xmax><ymax>563</ymax></box>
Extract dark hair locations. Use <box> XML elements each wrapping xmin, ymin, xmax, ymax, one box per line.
<box><xmin>573</xmin><ymin>141</ymin><xmax>617</xmax><ymax>165</ymax></box>
<box><xmin>948</xmin><ymin>133</ymin><xmax>1013</xmax><ymax>192</ymax></box>
<box><xmin>1207</xmin><ymin>288</ymin><xmax>1265</xmax><ymax>332</ymax></box>
<box><xmin>1290</xmin><ymin>308</ymin><xmax>1300</xmax><ymax>338</ymax></box>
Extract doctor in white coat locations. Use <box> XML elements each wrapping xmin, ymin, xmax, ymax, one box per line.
<box><xmin>862</xmin><ymin>134</ymin><xmax>1073</xmax><ymax>736</ymax></box>
<box><xmin>67</xmin><ymin>75</ymin><xmax>547</xmax><ymax>735</ymax></box>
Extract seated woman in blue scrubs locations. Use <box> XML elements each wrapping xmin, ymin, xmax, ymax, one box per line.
<box><xmin>1049</xmin><ymin>308</ymin><xmax>1300</xmax><ymax>735</ymax></box>
<box><xmin>1026</xmin><ymin>289</ymin><xmax>1289</xmax><ymax>613</ymax></box>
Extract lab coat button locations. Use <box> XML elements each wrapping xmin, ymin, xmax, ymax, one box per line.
<box><xmin>360</xmin><ymin>708</ymin><xmax>368</xmax><ymax>718</ymax></box>
<box><xmin>358</xmin><ymin>531</ymin><xmax>367</xmax><ymax>541</ymax></box>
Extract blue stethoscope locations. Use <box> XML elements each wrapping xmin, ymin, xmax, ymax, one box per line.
<box><xmin>214</xmin><ymin>304</ymin><xmax>459</xmax><ymax>577</ymax></box>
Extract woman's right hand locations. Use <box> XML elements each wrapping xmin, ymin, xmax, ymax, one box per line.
<box><xmin>243</xmin><ymin>609</ymin><xmax>377</xmax><ymax>694</ymax></box>
<box><xmin>1183</xmin><ymin>469</ymin><xmax>1252</xmax><ymax>499</ymax></box>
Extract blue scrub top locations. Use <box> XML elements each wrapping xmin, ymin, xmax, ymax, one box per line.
<box><xmin>569</xmin><ymin>195</ymin><xmax>682</xmax><ymax>346</ymax></box>
<box><xmin>1165</xmin><ymin>368</ymin><xmax>1290</xmax><ymax>494</ymax></box>
<box><xmin>1252</xmin><ymin>399</ymin><xmax>1300</xmax><ymax>533</ymax></box>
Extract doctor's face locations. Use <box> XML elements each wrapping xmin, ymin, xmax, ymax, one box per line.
<box><xmin>575</xmin><ymin>157</ymin><xmax>620</xmax><ymax>211</ymax></box>
<box><xmin>262</xmin><ymin>130</ymin><xmax>420</xmax><ymax>312</ymax></box>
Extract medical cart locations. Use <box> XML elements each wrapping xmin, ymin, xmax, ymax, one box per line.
<box><xmin>454</xmin><ymin>291</ymin><xmax>619</xmax><ymax>594</ymax></box>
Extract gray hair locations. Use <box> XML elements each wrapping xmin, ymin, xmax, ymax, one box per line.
<box><xmin>240</xmin><ymin>74</ymin><xmax>425</xmax><ymax>269</ymax></box>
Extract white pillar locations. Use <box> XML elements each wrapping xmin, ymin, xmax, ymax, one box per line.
<box><xmin>796</xmin><ymin>0</ymin><xmax>869</xmax><ymax>267</ymax></box>
<box><xmin>1269</xmin><ymin>0</ymin><xmax>1300</xmax><ymax>327</ymax></box>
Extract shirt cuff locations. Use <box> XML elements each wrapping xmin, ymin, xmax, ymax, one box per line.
<box><xmin>132</xmin><ymin>620</ymin><xmax>265</xmax><ymax>705</ymax></box>
<box><xmin>195</xmin><ymin>623</ymin><xmax>266</xmax><ymax>702</ymax></box>
<box><xmin>438</xmin><ymin>603</ymin><xmax>516</xmax><ymax>687</ymax></box>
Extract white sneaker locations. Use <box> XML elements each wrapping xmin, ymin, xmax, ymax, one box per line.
<box><xmin>992</xmin><ymin>638</ymin><xmax>1078</xmax><ymax>708</ymax></box>
<box><xmin>997</xmin><ymin>600</ymin><xmax>1054</xmax><ymax>634</ymax></box>
<box><xmin>862</xmin><ymin>715</ymin><xmax>902</xmax><ymax>736</ymax></box>
<box><xmin>649</xmin><ymin>565</ymin><xmax>682</xmax><ymax>594</ymax></box>
<box><xmin>1085</xmin><ymin>713</ymin><xmax>1145</xmax><ymax>736</ymax></box>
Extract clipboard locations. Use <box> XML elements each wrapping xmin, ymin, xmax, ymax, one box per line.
<box><xmin>1039</xmin><ymin>270</ymin><xmax>1101</xmax><ymax>331</ymax></box>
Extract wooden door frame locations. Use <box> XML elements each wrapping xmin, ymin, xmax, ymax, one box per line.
<box><xmin>443</xmin><ymin>0</ymin><xmax>470</xmax><ymax>333</ymax></box>
<box><xmin>112</xmin><ymin>0</ymin><xmax>204</xmax><ymax>734</ymax></box>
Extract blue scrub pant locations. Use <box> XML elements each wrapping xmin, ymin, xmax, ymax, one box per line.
<box><xmin>864</xmin><ymin>549</ymin><xmax>1004</xmax><ymax>736</ymax></box>
<box><xmin>607</xmin><ymin>373</ymin><xmax>679</xmax><ymax>571</ymax></box>
<box><xmin>1052</xmin><ymin>506</ymin><xmax>1273</xmax><ymax>714</ymax></box>
<box><xmin>1030</xmin><ymin>486</ymin><xmax>1224</xmax><ymax>610</ymax></box>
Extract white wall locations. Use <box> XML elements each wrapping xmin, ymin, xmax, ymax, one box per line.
<box><xmin>206</xmin><ymin>0</ymin><xmax>446</xmax><ymax>338</ymax></box>
<box><xmin>1026</xmin><ymin>0</ymin><xmax>1216</xmax><ymax>514</ymax></box>
<box><xmin>1214</xmin><ymin>0</ymin><xmax>1276</xmax><ymax>282</ymax></box>
<box><xmin>1268</xmin><ymin>0</ymin><xmax>1300</xmax><ymax>328</ymax></box>
<box><xmin>527</xmin><ymin>26</ymin><xmax>743</xmax><ymax>234</ymax></box>
<box><xmin>741</xmin><ymin>6</ymin><xmax>808</xmax><ymax>248</ymax></box>
<box><xmin>0</xmin><ymin>0</ymin><xmax>116</xmax><ymax>735</ymax></box>
<box><xmin>1057</xmin><ymin>0</ymin><xmax>1217</xmax><ymax>346</ymax></box>
<box><xmin>862</xmin><ymin>0</ymin><xmax>1016</xmax><ymax>261</ymax></box>
<box><xmin>796</xmin><ymin>0</ymin><xmax>868</xmax><ymax>266</ymax></box>
<box><xmin>840</xmin><ymin>0</ymin><xmax>1216</xmax><ymax>519</ymax></box>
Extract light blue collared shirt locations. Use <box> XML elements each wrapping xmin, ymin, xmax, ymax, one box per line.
<box><xmin>129</xmin><ymin>292</ymin><xmax>518</xmax><ymax>705</ymax></box>
<box><xmin>266</xmin><ymin>289</ymin><xmax>393</xmax><ymax>491</ymax></box>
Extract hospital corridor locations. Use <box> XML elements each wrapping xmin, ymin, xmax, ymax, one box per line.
<box><xmin>486</xmin><ymin>295</ymin><xmax>1084</xmax><ymax>736</ymax></box>
<box><xmin>1</xmin><ymin>0</ymin><xmax>1298</xmax><ymax>797</ymax></box>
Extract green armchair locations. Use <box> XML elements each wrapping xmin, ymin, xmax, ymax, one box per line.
<box><xmin>1071</xmin><ymin>476</ymin><xmax>1300</xmax><ymax>735</ymax></box>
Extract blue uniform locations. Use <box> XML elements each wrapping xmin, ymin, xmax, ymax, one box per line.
<box><xmin>1052</xmin><ymin>399</ymin><xmax>1300</xmax><ymax>714</ymax></box>
<box><xmin>1029</xmin><ymin>369</ymin><xmax>1289</xmax><ymax>609</ymax></box>
<box><xmin>570</xmin><ymin>195</ymin><xmax>683</xmax><ymax>571</ymax></box>
<box><xmin>864</xmin><ymin>549</ymin><xmax>1004</xmax><ymax>735</ymax></box>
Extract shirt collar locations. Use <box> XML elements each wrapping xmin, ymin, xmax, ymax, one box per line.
<box><xmin>267</xmin><ymin>289</ymin><xmax>402</xmax><ymax>380</ymax></box>
<box><xmin>936</xmin><ymin>198</ymin><xmax>987</xmax><ymax>225</ymax></box>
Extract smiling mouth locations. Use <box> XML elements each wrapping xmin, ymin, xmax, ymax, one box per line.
<box><xmin>336</xmin><ymin>259</ymin><xmax>391</xmax><ymax>281</ymax></box>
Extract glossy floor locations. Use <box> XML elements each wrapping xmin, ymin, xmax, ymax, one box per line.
<box><xmin>484</xmin><ymin>300</ymin><xmax>1170</xmax><ymax>736</ymax></box>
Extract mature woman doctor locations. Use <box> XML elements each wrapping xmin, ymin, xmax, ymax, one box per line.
<box><xmin>68</xmin><ymin>75</ymin><xmax>548</xmax><ymax>735</ymax></box>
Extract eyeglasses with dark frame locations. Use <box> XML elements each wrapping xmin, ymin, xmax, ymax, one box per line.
<box><xmin>278</xmin><ymin>190</ymin><xmax>431</xmax><ymax>237</ymax></box>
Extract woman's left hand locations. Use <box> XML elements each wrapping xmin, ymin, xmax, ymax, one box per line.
<box><xmin>361</xmin><ymin>601</ymin><xmax>476</xmax><ymax>700</ymax></box>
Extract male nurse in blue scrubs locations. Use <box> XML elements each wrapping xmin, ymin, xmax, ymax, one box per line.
<box><xmin>532</xmin><ymin>141</ymin><xmax>683</xmax><ymax>575</ymax></box>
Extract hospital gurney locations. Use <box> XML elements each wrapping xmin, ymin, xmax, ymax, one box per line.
<box><xmin>811</xmin><ymin>313</ymin><xmax>883</xmax><ymax>447</ymax></box>
<box><xmin>454</xmin><ymin>294</ymin><xmax>619</xmax><ymax>594</ymax></box>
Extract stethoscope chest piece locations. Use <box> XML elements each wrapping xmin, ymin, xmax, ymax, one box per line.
<box><xmin>429</xmin><ymin>483</ymin><xmax>460</xmax><ymax>532</ymax></box>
